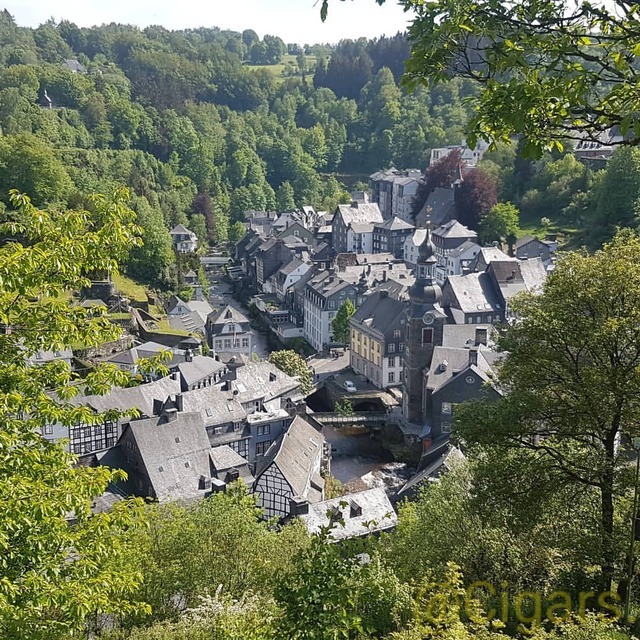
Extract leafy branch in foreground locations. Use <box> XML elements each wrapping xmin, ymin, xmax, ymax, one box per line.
<box><xmin>0</xmin><ymin>189</ymin><xmax>149</xmax><ymax>639</ymax></box>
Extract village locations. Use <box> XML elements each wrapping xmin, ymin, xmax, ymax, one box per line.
<box><xmin>36</xmin><ymin>150</ymin><xmax>556</xmax><ymax>539</ymax></box>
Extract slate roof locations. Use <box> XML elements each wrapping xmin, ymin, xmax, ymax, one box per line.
<box><xmin>279</xmin><ymin>257</ymin><xmax>305</xmax><ymax>276</ymax></box>
<box><xmin>170</xmin><ymin>224</ymin><xmax>194</xmax><ymax>235</ymax></box>
<box><xmin>408</xmin><ymin>229</ymin><xmax>427</xmax><ymax>247</ymax></box>
<box><xmin>337</xmin><ymin>203</ymin><xmax>384</xmax><ymax>225</ymax></box>
<box><xmin>207</xmin><ymin>305</ymin><xmax>250</xmax><ymax>327</ymax></box>
<box><xmin>488</xmin><ymin>258</ymin><xmax>546</xmax><ymax>301</ymax></box>
<box><xmin>350</xmin><ymin>222</ymin><xmax>376</xmax><ymax>234</ymax></box>
<box><xmin>168</xmin><ymin>310</ymin><xmax>208</xmax><ymax>334</ymax></box>
<box><xmin>374</xmin><ymin>216</ymin><xmax>415</xmax><ymax>231</ymax></box>
<box><xmin>210</xmin><ymin>445</ymin><xmax>254</xmax><ymax>485</ymax></box>
<box><xmin>125</xmin><ymin>411</ymin><xmax>212</xmax><ymax>502</ymax></box>
<box><xmin>255</xmin><ymin>415</ymin><xmax>325</xmax><ymax>503</ymax></box>
<box><xmin>300</xmin><ymin>488</ymin><xmax>397</xmax><ymax>539</ymax></box>
<box><xmin>449</xmin><ymin>239</ymin><xmax>481</xmax><ymax>258</ymax></box>
<box><xmin>396</xmin><ymin>445</ymin><xmax>464</xmax><ymax>499</ymax></box>
<box><xmin>350</xmin><ymin>292</ymin><xmax>405</xmax><ymax>335</ymax></box>
<box><xmin>307</xmin><ymin>270</ymin><xmax>356</xmax><ymax>300</ymax></box>
<box><xmin>27</xmin><ymin>348</ymin><xmax>74</xmax><ymax>365</ymax></box>
<box><xmin>470</xmin><ymin>247</ymin><xmax>515</xmax><ymax>272</ymax></box>
<box><xmin>71</xmin><ymin>375</ymin><xmax>182</xmax><ymax>417</ymax></box>
<box><xmin>425</xmin><ymin>345</ymin><xmax>497</xmax><ymax>393</ymax></box>
<box><xmin>518</xmin><ymin>257</ymin><xmax>547</xmax><ymax>291</ymax></box>
<box><xmin>416</xmin><ymin>187</ymin><xmax>456</xmax><ymax>227</ymax></box>
<box><xmin>433</xmin><ymin>219</ymin><xmax>477</xmax><ymax>240</ymax></box>
<box><xmin>177</xmin><ymin>356</ymin><xmax>226</xmax><ymax>388</ymax></box>
<box><xmin>107</xmin><ymin>341</ymin><xmax>182</xmax><ymax>368</ymax></box>
<box><xmin>179</xmin><ymin>386</ymin><xmax>246</xmax><ymax>426</ymax></box>
<box><xmin>445</xmin><ymin>272</ymin><xmax>503</xmax><ymax>314</ymax></box>
<box><xmin>441</xmin><ymin>324</ymin><xmax>496</xmax><ymax>349</ymax></box>
<box><xmin>230</xmin><ymin>362</ymin><xmax>301</xmax><ymax>405</ymax></box>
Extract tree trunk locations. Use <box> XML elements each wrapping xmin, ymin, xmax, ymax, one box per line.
<box><xmin>601</xmin><ymin>473</ymin><xmax>615</xmax><ymax>592</ymax></box>
<box><xmin>601</xmin><ymin>430</ymin><xmax>617</xmax><ymax>593</ymax></box>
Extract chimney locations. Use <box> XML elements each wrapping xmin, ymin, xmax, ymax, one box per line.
<box><xmin>290</xmin><ymin>495</ymin><xmax>309</xmax><ymax>516</ymax></box>
<box><xmin>185</xmin><ymin>348</ymin><xmax>193</xmax><ymax>363</ymax></box>
<box><xmin>475</xmin><ymin>327</ymin><xmax>488</xmax><ymax>346</ymax></box>
<box><xmin>382</xmin><ymin>270</ymin><xmax>387</xmax><ymax>282</ymax></box>
<box><xmin>175</xmin><ymin>394</ymin><xmax>184</xmax><ymax>412</ymax></box>
<box><xmin>225</xmin><ymin>468</ymin><xmax>240</xmax><ymax>483</ymax></box>
<box><xmin>199</xmin><ymin>475</ymin><xmax>212</xmax><ymax>490</ymax></box>
<box><xmin>379</xmin><ymin>290</ymin><xmax>388</xmax><ymax>299</ymax></box>
<box><xmin>211</xmin><ymin>477</ymin><xmax>227</xmax><ymax>493</ymax></box>
<box><xmin>469</xmin><ymin>348</ymin><xmax>478</xmax><ymax>366</ymax></box>
<box><xmin>269</xmin><ymin>371</ymin><xmax>277</xmax><ymax>382</ymax></box>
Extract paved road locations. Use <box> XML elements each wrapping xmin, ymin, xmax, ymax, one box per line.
<box><xmin>307</xmin><ymin>350</ymin><xmax>350</xmax><ymax>384</ymax></box>
<box><xmin>208</xmin><ymin>281</ymin><xmax>269</xmax><ymax>359</ymax></box>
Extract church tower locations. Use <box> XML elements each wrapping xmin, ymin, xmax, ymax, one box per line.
<box><xmin>402</xmin><ymin>225</ymin><xmax>447</xmax><ymax>425</ymax></box>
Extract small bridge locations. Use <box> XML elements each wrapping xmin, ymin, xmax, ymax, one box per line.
<box><xmin>201</xmin><ymin>256</ymin><xmax>233</xmax><ymax>266</ymax></box>
<box><xmin>312</xmin><ymin>412</ymin><xmax>388</xmax><ymax>426</ymax></box>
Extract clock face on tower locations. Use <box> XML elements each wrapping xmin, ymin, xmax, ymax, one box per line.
<box><xmin>422</xmin><ymin>311</ymin><xmax>435</xmax><ymax>325</ymax></box>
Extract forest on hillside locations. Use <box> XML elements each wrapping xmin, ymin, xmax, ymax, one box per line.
<box><xmin>0</xmin><ymin>11</ymin><xmax>477</xmax><ymax>287</ymax></box>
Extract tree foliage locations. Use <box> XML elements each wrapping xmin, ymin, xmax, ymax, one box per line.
<box><xmin>400</xmin><ymin>0</ymin><xmax>640</xmax><ymax>158</ymax></box>
<box><xmin>478</xmin><ymin>202</ymin><xmax>520</xmax><ymax>252</ymax></box>
<box><xmin>268</xmin><ymin>349</ymin><xmax>314</xmax><ymax>396</ymax></box>
<box><xmin>0</xmin><ymin>189</ymin><xmax>148</xmax><ymax>638</ymax></box>
<box><xmin>455</xmin><ymin>230</ymin><xmax>640</xmax><ymax>591</ymax></box>
<box><xmin>331</xmin><ymin>298</ymin><xmax>356</xmax><ymax>345</ymax></box>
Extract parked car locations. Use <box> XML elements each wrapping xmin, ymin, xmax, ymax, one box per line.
<box><xmin>343</xmin><ymin>380</ymin><xmax>357</xmax><ymax>392</ymax></box>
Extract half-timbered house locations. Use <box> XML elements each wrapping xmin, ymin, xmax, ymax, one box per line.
<box><xmin>253</xmin><ymin>415</ymin><xmax>326</xmax><ymax>520</ymax></box>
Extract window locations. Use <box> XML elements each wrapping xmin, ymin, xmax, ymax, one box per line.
<box><xmin>257</xmin><ymin>424</ymin><xmax>270</xmax><ymax>436</ymax></box>
<box><xmin>184</xmin><ymin>461</ymin><xmax>190</xmax><ymax>468</ymax></box>
<box><xmin>388</xmin><ymin>371</ymin><xmax>395</xmax><ymax>383</ymax></box>
<box><xmin>44</xmin><ymin>425</ymin><xmax>53</xmax><ymax>435</ymax></box>
<box><xmin>328</xmin><ymin>300</ymin><xmax>335</xmax><ymax>309</ymax></box>
<box><xmin>388</xmin><ymin>343</ymin><xmax>395</xmax><ymax>352</ymax></box>
<box><xmin>175</xmin><ymin>436</ymin><xmax>181</xmax><ymax>443</ymax></box>
<box><xmin>388</xmin><ymin>356</ymin><xmax>395</xmax><ymax>367</ymax></box>
<box><xmin>422</xmin><ymin>328</ymin><xmax>433</xmax><ymax>345</ymax></box>
<box><xmin>399</xmin><ymin>343</ymin><xmax>405</xmax><ymax>352</ymax></box>
<box><xmin>214</xmin><ymin>426</ymin><xmax>224</xmax><ymax>435</ymax></box>
<box><xmin>393</xmin><ymin>329</ymin><xmax>401</xmax><ymax>338</ymax></box>
<box><xmin>256</xmin><ymin>440</ymin><xmax>272</xmax><ymax>456</ymax></box>
<box><xmin>215</xmin><ymin>340</ymin><xmax>222</xmax><ymax>349</ymax></box>
<box><xmin>441</xmin><ymin>422</ymin><xmax>452</xmax><ymax>434</ymax></box>
<box><xmin>224</xmin><ymin>339</ymin><xmax>232</xmax><ymax>349</ymax></box>
<box><xmin>242</xmin><ymin>337</ymin><xmax>249</xmax><ymax>348</ymax></box>
<box><xmin>442</xmin><ymin>402</ymin><xmax>452</xmax><ymax>415</ymax></box>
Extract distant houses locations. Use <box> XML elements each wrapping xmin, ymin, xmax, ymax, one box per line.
<box><xmin>170</xmin><ymin>224</ymin><xmax>198</xmax><ymax>253</ymax></box>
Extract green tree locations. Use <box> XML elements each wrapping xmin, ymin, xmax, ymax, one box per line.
<box><xmin>455</xmin><ymin>230</ymin><xmax>640</xmax><ymax>592</ymax></box>
<box><xmin>596</xmin><ymin>147</ymin><xmax>640</xmax><ymax>235</ymax></box>
<box><xmin>229</xmin><ymin>220</ymin><xmax>247</xmax><ymax>243</ymax></box>
<box><xmin>276</xmin><ymin>180</ymin><xmax>296</xmax><ymax>211</ymax></box>
<box><xmin>125</xmin><ymin>196</ymin><xmax>175</xmax><ymax>285</ymax></box>
<box><xmin>332</xmin><ymin>298</ymin><xmax>356</xmax><ymax>345</ymax></box>
<box><xmin>396</xmin><ymin>0</ymin><xmax>640</xmax><ymax>158</ymax></box>
<box><xmin>0</xmin><ymin>189</ymin><xmax>148</xmax><ymax>638</ymax></box>
<box><xmin>478</xmin><ymin>202</ymin><xmax>520</xmax><ymax>253</ymax></box>
<box><xmin>122</xmin><ymin>482</ymin><xmax>308</xmax><ymax>623</ymax></box>
<box><xmin>0</xmin><ymin>134</ymin><xmax>72</xmax><ymax>206</ymax></box>
<box><xmin>335</xmin><ymin>398</ymin><xmax>353</xmax><ymax>416</ymax></box>
<box><xmin>268</xmin><ymin>350</ymin><xmax>313</xmax><ymax>396</ymax></box>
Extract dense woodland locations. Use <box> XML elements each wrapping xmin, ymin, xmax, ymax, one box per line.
<box><xmin>0</xmin><ymin>10</ymin><xmax>637</xmax><ymax>290</ymax></box>
<box><xmin>0</xmin><ymin>11</ymin><xmax>478</xmax><ymax>290</ymax></box>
